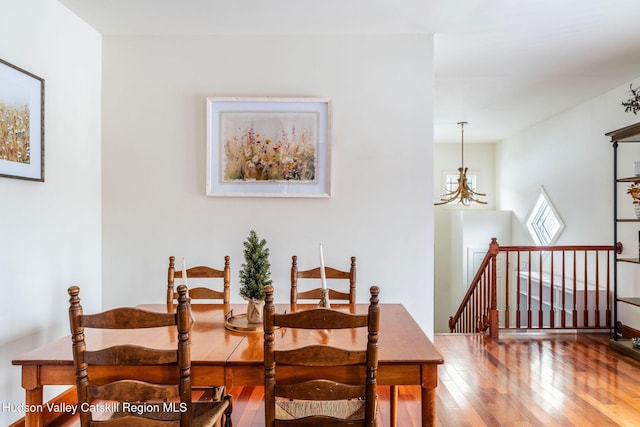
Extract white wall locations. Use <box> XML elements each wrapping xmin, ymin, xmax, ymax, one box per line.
<box><xmin>495</xmin><ymin>87</ymin><xmax>632</xmax><ymax>245</ymax></box>
<box><xmin>433</xmin><ymin>141</ymin><xmax>497</xmax><ymax>331</ymax></box>
<box><xmin>496</xmin><ymin>78</ymin><xmax>640</xmax><ymax>331</ymax></box>
<box><xmin>0</xmin><ymin>0</ymin><xmax>102</xmax><ymax>424</ymax></box>
<box><xmin>101</xmin><ymin>35</ymin><xmax>435</xmax><ymax>333</ymax></box>
<box><xmin>433</xmin><ymin>209</ymin><xmax>511</xmax><ymax>332</ymax></box>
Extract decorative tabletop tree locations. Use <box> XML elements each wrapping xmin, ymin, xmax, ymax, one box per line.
<box><xmin>239</xmin><ymin>230</ymin><xmax>272</xmax><ymax>323</ymax></box>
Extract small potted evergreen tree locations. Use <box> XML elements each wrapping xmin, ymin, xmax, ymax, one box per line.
<box><xmin>239</xmin><ymin>230</ymin><xmax>272</xmax><ymax>323</ymax></box>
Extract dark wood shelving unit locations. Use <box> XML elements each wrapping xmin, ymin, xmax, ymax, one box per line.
<box><xmin>607</xmin><ymin>122</ymin><xmax>640</xmax><ymax>360</ymax></box>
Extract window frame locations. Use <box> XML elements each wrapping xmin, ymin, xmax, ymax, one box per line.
<box><xmin>526</xmin><ymin>187</ymin><xmax>565</xmax><ymax>246</ymax></box>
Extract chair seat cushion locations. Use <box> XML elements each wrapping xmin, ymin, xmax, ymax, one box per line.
<box><xmin>275</xmin><ymin>399</ymin><xmax>365</xmax><ymax>420</ymax></box>
<box><xmin>110</xmin><ymin>400</ymin><xmax>229</xmax><ymax>427</ymax></box>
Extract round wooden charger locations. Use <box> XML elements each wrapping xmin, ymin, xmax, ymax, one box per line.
<box><xmin>224</xmin><ymin>313</ymin><xmax>263</xmax><ymax>332</ymax></box>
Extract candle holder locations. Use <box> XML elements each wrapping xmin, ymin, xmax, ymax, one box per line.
<box><xmin>318</xmin><ymin>288</ymin><xmax>331</xmax><ymax>308</ymax></box>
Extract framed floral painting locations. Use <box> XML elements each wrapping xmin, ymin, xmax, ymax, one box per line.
<box><xmin>206</xmin><ymin>97</ymin><xmax>330</xmax><ymax>197</ymax></box>
<box><xmin>0</xmin><ymin>58</ymin><xmax>44</xmax><ymax>181</ymax></box>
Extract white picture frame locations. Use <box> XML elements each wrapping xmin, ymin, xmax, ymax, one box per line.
<box><xmin>0</xmin><ymin>58</ymin><xmax>44</xmax><ymax>182</ymax></box>
<box><xmin>206</xmin><ymin>97</ymin><xmax>331</xmax><ymax>198</ymax></box>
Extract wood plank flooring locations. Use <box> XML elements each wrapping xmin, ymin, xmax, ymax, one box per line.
<box><xmin>435</xmin><ymin>332</ymin><xmax>640</xmax><ymax>427</ymax></box>
<box><xmin>51</xmin><ymin>332</ymin><xmax>640</xmax><ymax>426</ymax></box>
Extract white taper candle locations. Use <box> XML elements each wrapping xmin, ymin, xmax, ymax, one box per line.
<box><xmin>319</xmin><ymin>243</ymin><xmax>327</xmax><ymax>289</ymax></box>
<box><xmin>182</xmin><ymin>258</ymin><xmax>188</xmax><ymax>286</ymax></box>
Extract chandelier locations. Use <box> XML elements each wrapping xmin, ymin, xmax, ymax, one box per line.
<box><xmin>435</xmin><ymin>121</ymin><xmax>487</xmax><ymax>206</ymax></box>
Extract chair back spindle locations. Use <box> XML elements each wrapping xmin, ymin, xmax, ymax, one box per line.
<box><xmin>167</xmin><ymin>255</ymin><xmax>231</xmax><ymax>304</ymax></box>
<box><xmin>291</xmin><ymin>255</ymin><xmax>357</xmax><ymax>304</ymax></box>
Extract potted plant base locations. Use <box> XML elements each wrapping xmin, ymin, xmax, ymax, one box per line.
<box><xmin>245</xmin><ymin>298</ymin><xmax>266</xmax><ymax>324</ymax></box>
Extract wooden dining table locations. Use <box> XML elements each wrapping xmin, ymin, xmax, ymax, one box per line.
<box><xmin>12</xmin><ymin>302</ymin><xmax>444</xmax><ymax>427</ymax></box>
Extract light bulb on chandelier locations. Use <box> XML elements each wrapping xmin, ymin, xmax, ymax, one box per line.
<box><xmin>435</xmin><ymin>121</ymin><xmax>487</xmax><ymax>206</ymax></box>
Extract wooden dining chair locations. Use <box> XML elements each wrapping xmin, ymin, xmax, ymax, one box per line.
<box><xmin>290</xmin><ymin>255</ymin><xmax>357</xmax><ymax>304</ymax></box>
<box><xmin>68</xmin><ymin>284</ymin><xmax>233</xmax><ymax>427</ymax></box>
<box><xmin>167</xmin><ymin>255</ymin><xmax>231</xmax><ymax>304</ymax></box>
<box><xmin>167</xmin><ymin>255</ymin><xmax>230</xmax><ymax>401</ymax></box>
<box><xmin>263</xmin><ymin>284</ymin><xmax>380</xmax><ymax>426</ymax></box>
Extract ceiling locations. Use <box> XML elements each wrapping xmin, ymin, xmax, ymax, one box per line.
<box><xmin>58</xmin><ymin>0</ymin><xmax>640</xmax><ymax>144</ymax></box>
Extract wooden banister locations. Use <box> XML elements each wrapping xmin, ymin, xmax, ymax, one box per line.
<box><xmin>449</xmin><ymin>239</ymin><xmax>615</xmax><ymax>339</ymax></box>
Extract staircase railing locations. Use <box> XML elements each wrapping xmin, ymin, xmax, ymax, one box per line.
<box><xmin>449</xmin><ymin>238</ymin><xmax>616</xmax><ymax>339</ymax></box>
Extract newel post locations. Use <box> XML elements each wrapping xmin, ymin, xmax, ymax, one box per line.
<box><xmin>489</xmin><ymin>238</ymin><xmax>500</xmax><ymax>340</ymax></box>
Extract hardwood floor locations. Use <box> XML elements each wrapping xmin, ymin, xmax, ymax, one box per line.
<box><xmin>51</xmin><ymin>332</ymin><xmax>640</xmax><ymax>426</ymax></box>
<box><xmin>435</xmin><ymin>332</ymin><xmax>640</xmax><ymax>426</ymax></box>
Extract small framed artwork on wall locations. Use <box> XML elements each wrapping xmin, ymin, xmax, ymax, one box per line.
<box><xmin>206</xmin><ymin>97</ymin><xmax>331</xmax><ymax>198</ymax></box>
<box><xmin>0</xmin><ymin>58</ymin><xmax>44</xmax><ymax>181</ymax></box>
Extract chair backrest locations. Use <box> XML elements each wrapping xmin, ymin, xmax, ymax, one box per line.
<box><xmin>167</xmin><ymin>255</ymin><xmax>230</xmax><ymax>304</ymax></box>
<box><xmin>290</xmin><ymin>255</ymin><xmax>356</xmax><ymax>304</ymax></box>
<box><xmin>68</xmin><ymin>284</ymin><xmax>193</xmax><ymax>426</ymax></box>
<box><xmin>263</xmin><ymin>284</ymin><xmax>380</xmax><ymax>426</ymax></box>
